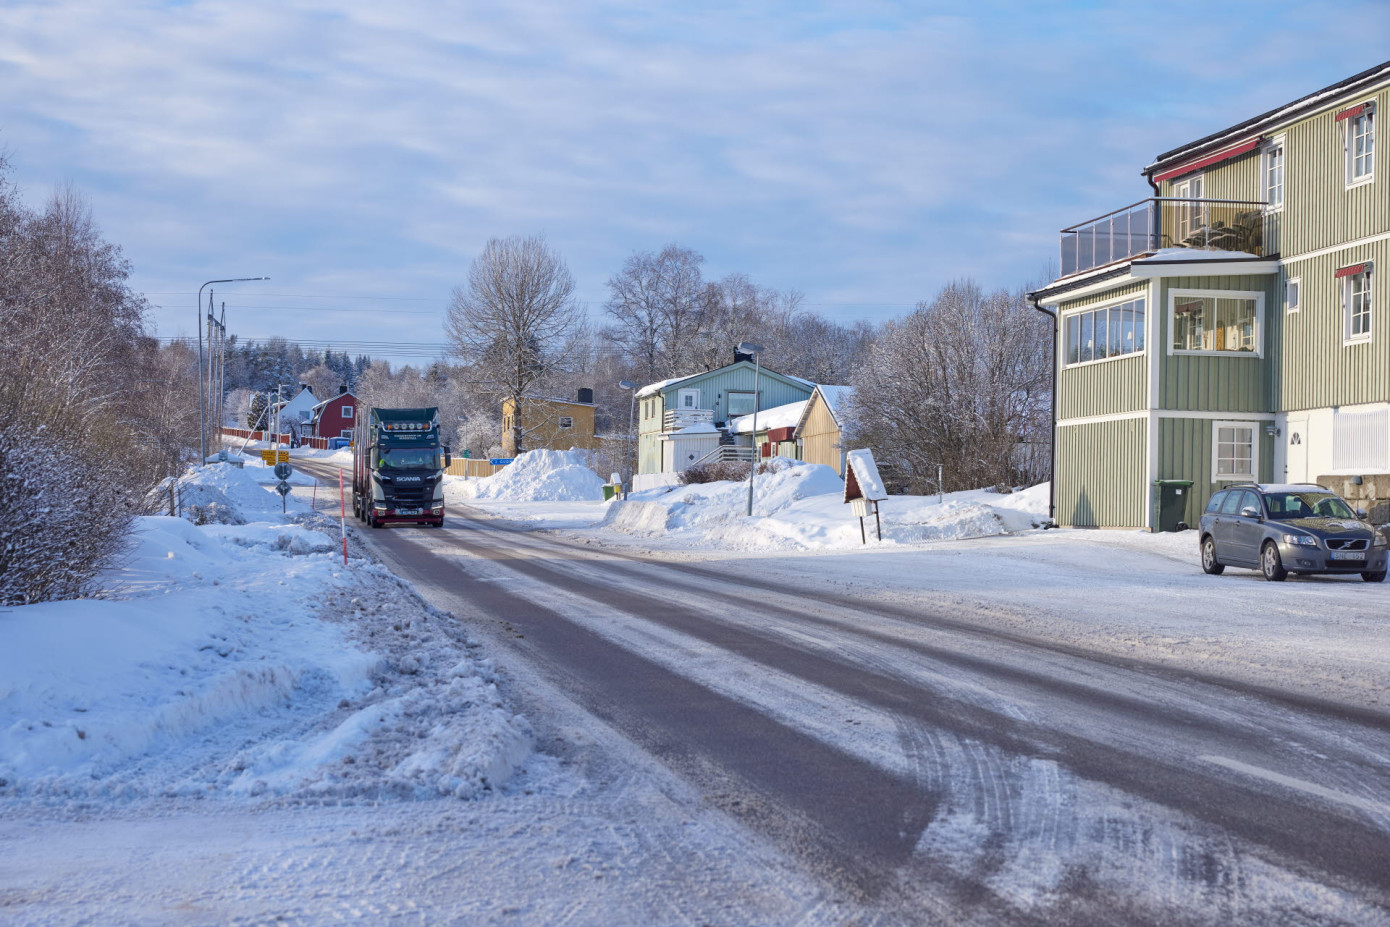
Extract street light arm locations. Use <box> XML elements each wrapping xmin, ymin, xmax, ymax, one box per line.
<box><xmin>197</xmin><ymin>277</ymin><xmax>270</xmax><ymax>463</ymax></box>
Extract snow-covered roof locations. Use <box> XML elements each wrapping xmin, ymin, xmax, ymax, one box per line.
<box><xmin>730</xmin><ymin>399</ymin><xmax>808</xmax><ymax>435</ymax></box>
<box><xmin>845</xmin><ymin>449</ymin><xmax>887</xmax><ymax>501</ymax></box>
<box><xmin>803</xmin><ymin>385</ymin><xmax>852</xmax><ymax>429</ymax></box>
<box><xmin>635</xmin><ymin>361</ymin><xmax>817</xmax><ymax>399</ymax></box>
<box><xmin>310</xmin><ymin>391</ymin><xmax>356</xmax><ymax>412</ymax></box>
<box><xmin>1132</xmin><ymin>248</ymin><xmax>1262</xmax><ymax>264</ymax></box>
<box><xmin>1144</xmin><ymin>60</ymin><xmax>1390</xmax><ymax>175</ymax></box>
<box><xmin>635</xmin><ymin>374</ymin><xmax>696</xmax><ymax>399</ymax></box>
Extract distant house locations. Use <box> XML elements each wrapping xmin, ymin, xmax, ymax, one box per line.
<box><xmin>501</xmin><ymin>389</ymin><xmax>600</xmax><ymax>457</ymax></box>
<box><xmin>311</xmin><ymin>388</ymin><xmax>358</xmax><ymax>440</ymax></box>
<box><xmin>727</xmin><ymin>384</ymin><xmax>853</xmax><ymax>473</ymax></box>
<box><xmin>636</xmin><ymin>355</ymin><xmax>816</xmax><ymax>476</ymax></box>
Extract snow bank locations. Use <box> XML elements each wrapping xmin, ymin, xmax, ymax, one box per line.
<box><xmin>448</xmin><ymin>449</ymin><xmax>605</xmax><ymax>503</ymax></box>
<box><xmin>146</xmin><ymin>462</ymin><xmax>297</xmax><ymax>525</ymax></box>
<box><xmin>0</xmin><ymin>490</ymin><xmax>533</xmax><ymax>804</ymax></box>
<box><xmin>604</xmin><ymin>461</ymin><xmax>1050</xmax><ymax>551</ymax></box>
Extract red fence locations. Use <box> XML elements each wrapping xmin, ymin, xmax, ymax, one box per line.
<box><xmin>220</xmin><ymin>428</ymin><xmax>336</xmax><ymax>450</ymax></box>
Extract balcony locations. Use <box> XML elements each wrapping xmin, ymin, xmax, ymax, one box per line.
<box><xmin>1060</xmin><ymin>198</ymin><xmax>1268</xmax><ymax>278</ymax></box>
<box><xmin>664</xmin><ymin>408</ymin><xmax>715</xmax><ymax>431</ymax></box>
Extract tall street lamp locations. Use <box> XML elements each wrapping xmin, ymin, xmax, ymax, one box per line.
<box><xmin>737</xmin><ymin>342</ymin><xmax>764</xmax><ymax>517</ymax></box>
<box><xmin>197</xmin><ymin>276</ymin><xmax>268</xmax><ymax>463</ymax></box>
<box><xmin>618</xmin><ymin>379</ymin><xmax>638</xmax><ymax>498</ymax></box>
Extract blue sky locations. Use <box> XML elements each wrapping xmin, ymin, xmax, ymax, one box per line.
<box><xmin>2</xmin><ymin>1</ymin><xmax>1387</xmax><ymax>364</ymax></box>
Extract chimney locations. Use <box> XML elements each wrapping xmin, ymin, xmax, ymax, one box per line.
<box><xmin>733</xmin><ymin>349</ymin><xmax>753</xmax><ymax>364</ymax></box>
<box><xmin>339</xmin><ymin>384</ymin><xmax>348</xmax><ymax>395</ymax></box>
<box><xmin>576</xmin><ymin>387</ymin><xmax>594</xmax><ymax>404</ymax></box>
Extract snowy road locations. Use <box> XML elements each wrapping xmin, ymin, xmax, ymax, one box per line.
<box><xmin>325</xmin><ymin>478</ymin><xmax>1390</xmax><ymax>924</ymax></box>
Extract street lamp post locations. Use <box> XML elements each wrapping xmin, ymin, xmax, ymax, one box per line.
<box><xmin>197</xmin><ymin>276</ymin><xmax>268</xmax><ymax>464</ymax></box>
<box><xmin>737</xmin><ymin>342</ymin><xmax>765</xmax><ymax>517</ymax></box>
<box><xmin>618</xmin><ymin>380</ymin><xmax>638</xmax><ymax>498</ymax></box>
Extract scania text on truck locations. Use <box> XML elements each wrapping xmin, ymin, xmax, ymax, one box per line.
<box><xmin>352</xmin><ymin>407</ymin><xmax>451</xmax><ymax>528</ymax></box>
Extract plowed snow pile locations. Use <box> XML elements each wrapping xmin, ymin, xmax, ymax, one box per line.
<box><xmin>146</xmin><ymin>462</ymin><xmax>296</xmax><ymax>524</ymax></box>
<box><xmin>604</xmin><ymin>459</ymin><xmax>1049</xmax><ymax>550</ymax></box>
<box><xmin>448</xmin><ymin>449</ymin><xmax>605</xmax><ymax>502</ymax></box>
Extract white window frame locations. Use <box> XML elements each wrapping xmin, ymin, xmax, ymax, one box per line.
<box><xmin>558</xmin><ymin>415</ymin><xmax>574</xmax><ymax>429</ymax></box>
<box><xmin>1172</xmin><ymin>173</ymin><xmax>1204</xmax><ymax>244</ymax></box>
<box><xmin>1285</xmin><ymin>277</ymin><xmax>1301</xmax><ymax>314</ymax></box>
<box><xmin>1061</xmin><ymin>294</ymin><xmax>1147</xmax><ymax>368</ymax></box>
<box><xmin>1344</xmin><ymin>105</ymin><xmax>1375</xmax><ymax>189</ymax></box>
<box><xmin>340</xmin><ymin>429</ymin><xmax>353</xmax><ymax>440</ymax></box>
<box><xmin>1212</xmin><ymin>421</ymin><xmax>1258</xmax><ymax>481</ymax></box>
<box><xmin>342</xmin><ymin>404</ymin><xmax>354</xmax><ymax>418</ymax></box>
<box><xmin>1262</xmin><ymin>136</ymin><xmax>1285</xmax><ymax>212</ymax></box>
<box><xmin>678</xmin><ymin>388</ymin><xmax>700</xmax><ymax>409</ymax></box>
<box><xmin>1342</xmin><ymin>267</ymin><xmax>1373</xmax><ymax>344</ymax></box>
<box><xmin>1167</xmin><ymin>288</ymin><xmax>1265</xmax><ymax>358</ymax></box>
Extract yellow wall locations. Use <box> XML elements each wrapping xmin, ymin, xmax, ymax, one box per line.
<box><xmin>798</xmin><ymin>393</ymin><xmax>844</xmax><ymax>474</ymax></box>
<box><xmin>501</xmin><ymin>398</ymin><xmax>598</xmax><ymax>456</ymax></box>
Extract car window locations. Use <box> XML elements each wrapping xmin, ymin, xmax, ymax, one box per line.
<box><xmin>1205</xmin><ymin>491</ymin><xmax>1227</xmax><ymax>514</ymax></box>
<box><xmin>1220</xmin><ymin>491</ymin><xmax>1244</xmax><ymax>515</ymax></box>
<box><xmin>1264</xmin><ymin>491</ymin><xmax>1354</xmax><ymax>520</ymax></box>
<box><xmin>1239</xmin><ymin>490</ymin><xmax>1262</xmax><ymax>516</ymax></box>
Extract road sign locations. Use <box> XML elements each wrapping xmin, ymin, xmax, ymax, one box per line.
<box><xmin>462</xmin><ymin>449</ymin><xmax>472</xmax><ymax>459</ymax></box>
<box><xmin>275</xmin><ymin>481</ymin><xmax>292</xmax><ymax>496</ymax></box>
<box><xmin>489</xmin><ymin>458</ymin><xmax>514</xmax><ymax>465</ymax></box>
<box><xmin>260</xmin><ymin>449</ymin><xmax>289</xmax><ymax>465</ymax></box>
<box><xmin>273</xmin><ymin>462</ymin><xmax>293</xmax><ymax>480</ymax></box>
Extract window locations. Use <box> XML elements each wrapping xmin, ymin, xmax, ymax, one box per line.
<box><xmin>726</xmin><ymin>391</ymin><xmax>757</xmax><ymax>417</ymax></box>
<box><xmin>340</xmin><ymin>429</ymin><xmax>353</xmax><ymax>439</ymax></box>
<box><xmin>1064</xmin><ymin>296</ymin><xmax>1146</xmax><ymax>365</ymax></box>
<box><xmin>1205</xmin><ymin>490</ymin><xmax>1228</xmax><ymax>514</ymax></box>
<box><xmin>1343</xmin><ymin>106</ymin><xmax>1375</xmax><ymax>185</ymax></box>
<box><xmin>1285</xmin><ymin>277</ymin><xmax>1301</xmax><ymax>314</ymax></box>
<box><xmin>558</xmin><ymin>416</ymin><xmax>573</xmax><ymax>429</ymax></box>
<box><xmin>1263</xmin><ymin>140</ymin><xmax>1284</xmax><ymax>210</ymax></box>
<box><xmin>1213</xmin><ymin>422</ymin><xmax>1257</xmax><ymax>480</ymax></box>
<box><xmin>1172</xmin><ymin>174</ymin><xmax>1204</xmax><ymax>244</ymax></box>
<box><xmin>1341</xmin><ymin>266</ymin><xmax>1373</xmax><ymax>342</ymax></box>
<box><xmin>1170</xmin><ymin>291</ymin><xmax>1262</xmax><ymax>354</ymax></box>
<box><xmin>342</xmin><ymin>404</ymin><xmax>354</xmax><ymax>418</ymax></box>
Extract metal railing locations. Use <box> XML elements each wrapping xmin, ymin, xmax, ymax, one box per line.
<box><xmin>663</xmin><ymin>408</ymin><xmax>715</xmax><ymax>431</ymax></box>
<box><xmin>1059</xmin><ymin>198</ymin><xmax>1268</xmax><ymax>277</ymax></box>
<box><xmin>687</xmin><ymin>444</ymin><xmax>755</xmax><ymax>469</ymax></box>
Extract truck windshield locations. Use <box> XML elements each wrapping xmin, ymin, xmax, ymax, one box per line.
<box><xmin>377</xmin><ymin>448</ymin><xmax>439</xmax><ymax>470</ymax></box>
<box><xmin>1263</xmin><ymin>491</ymin><xmax>1355</xmax><ymax>520</ymax></box>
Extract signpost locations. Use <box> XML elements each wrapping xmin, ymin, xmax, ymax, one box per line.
<box><xmin>260</xmin><ymin>449</ymin><xmax>289</xmax><ymax>465</ymax></box>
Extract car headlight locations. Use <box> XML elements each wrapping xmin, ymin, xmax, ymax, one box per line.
<box><xmin>1373</xmin><ymin>534</ymin><xmax>1389</xmax><ymax>549</ymax></box>
<box><xmin>1282</xmin><ymin>533</ymin><xmax>1319</xmax><ymax>547</ymax></box>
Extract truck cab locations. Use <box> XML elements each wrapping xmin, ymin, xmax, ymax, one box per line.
<box><xmin>352</xmin><ymin>407</ymin><xmax>451</xmax><ymax>528</ymax></box>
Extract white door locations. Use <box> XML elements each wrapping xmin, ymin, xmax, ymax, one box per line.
<box><xmin>1173</xmin><ymin>174</ymin><xmax>1203</xmax><ymax>245</ymax></box>
<box><xmin>1285</xmin><ymin>416</ymin><xmax>1308</xmax><ymax>482</ymax></box>
<box><xmin>678</xmin><ymin>388</ymin><xmax>700</xmax><ymax>410</ymax></box>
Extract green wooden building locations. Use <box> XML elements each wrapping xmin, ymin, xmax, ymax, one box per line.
<box><xmin>1031</xmin><ymin>60</ymin><xmax>1388</xmax><ymax>529</ymax></box>
<box><xmin>634</xmin><ymin>358</ymin><xmax>816</xmax><ymax>482</ymax></box>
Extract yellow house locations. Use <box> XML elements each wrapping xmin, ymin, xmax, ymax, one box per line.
<box><xmin>795</xmin><ymin>385</ymin><xmax>853</xmax><ymax>475</ymax></box>
<box><xmin>501</xmin><ymin>389</ymin><xmax>599</xmax><ymax>457</ymax></box>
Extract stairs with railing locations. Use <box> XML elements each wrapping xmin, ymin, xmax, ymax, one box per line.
<box><xmin>687</xmin><ymin>444</ymin><xmax>756</xmax><ymax>469</ymax></box>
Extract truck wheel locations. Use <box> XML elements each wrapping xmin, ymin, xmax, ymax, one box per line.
<box><xmin>369</xmin><ymin>515</ymin><xmax>382</xmax><ymax>529</ymax></box>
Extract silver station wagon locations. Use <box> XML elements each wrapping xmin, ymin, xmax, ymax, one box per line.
<box><xmin>1199</xmin><ymin>483</ymin><xmax>1388</xmax><ymax>583</ymax></box>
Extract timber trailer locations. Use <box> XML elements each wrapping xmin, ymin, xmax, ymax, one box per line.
<box><xmin>352</xmin><ymin>406</ymin><xmax>451</xmax><ymax>528</ymax></box>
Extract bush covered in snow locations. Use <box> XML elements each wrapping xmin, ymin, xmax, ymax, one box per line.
<box><xmin>143</xmin><ymin>463</ymin><xmax>290</xmax><ymax>526</ymax></box>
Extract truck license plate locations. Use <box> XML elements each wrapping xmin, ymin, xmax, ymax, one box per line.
<box><xmin>396</xmin><ymin>508</ymin><xmax>421</xmax><ymax>516</ymax></box>
<box><xmin>1330</xmin><ymin>551</ymin><xmax>1365</xmax><ymax>560</ymax></box>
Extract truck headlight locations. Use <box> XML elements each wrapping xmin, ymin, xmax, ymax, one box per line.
<box><xmin>1282</xmin><ymin>534</ymin><xmax>1319</xmax><ymax>547</ymax></box>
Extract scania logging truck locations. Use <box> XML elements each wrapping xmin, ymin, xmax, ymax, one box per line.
<box><xmin>352</xmin><ymin>406</ymin><xmax>451</xmax><ymax>528</ymax></box>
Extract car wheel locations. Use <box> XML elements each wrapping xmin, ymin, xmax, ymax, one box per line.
<box><xmin>1201</xmin><ymin>536</ymin><xmax>1225</xmax><ymax>575</ymax></box>
<box><xmin>1362</xmin><ymin>569</ymin><xmax>1387</xmax><ymax>583</ymax></box>
<box><xmin>1261</xmin><ymin>541</ymin><xmax>1287</xmax><ymax>582</ymax></box>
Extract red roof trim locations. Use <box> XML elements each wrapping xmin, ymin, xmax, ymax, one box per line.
<box><xmin>1335</xmin><ymin>262</ymin><xmax>1370</xmax><ymax>278</ymax></box>
<box><xmin>1335</xmin><ymin>103</ymin><xmax>1367</xmax><ymax>122</ymax></box>
<box><xmin>1152</xmin><ymin>137</ymin><xmax>1262</xmax><ymax>184</ymax></box>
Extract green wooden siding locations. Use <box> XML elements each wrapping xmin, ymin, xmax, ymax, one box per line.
<box><xmin>1055</xmin><ymin>417</ymin><xmax>1147</xmax><ymax>527</ymax></box>
<box><xmin>1157</xmin><ymin>275</ymin><xmax>1275</xmax><ymax>412</ymax></box>
<box><xmin>1274</xmin><ymin>238</ymin><xmax>1390</xmax><ymax>412</ymax></box>
<box><xmin>1057</xmin><ymin>282</ymin><xmax>1150</xmax><ymax>420</ymax></box>
<box><xmin>1157</xmin><ymin>417</ymin><xmax>1276</xmax><ymax>526</ymax></box>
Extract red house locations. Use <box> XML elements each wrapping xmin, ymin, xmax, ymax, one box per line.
<box><xmin>311</xmin><ymin>388</ymin><xmax>358</xmax><ymax>440</ymax></box>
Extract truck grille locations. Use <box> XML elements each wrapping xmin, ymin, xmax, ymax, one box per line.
<box><xmin>1326</xmin><ymin>538</ymin><xmax>1369</xmax><ymax>551</ymax></box>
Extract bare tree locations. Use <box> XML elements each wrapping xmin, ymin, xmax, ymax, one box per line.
<box><xmin>604</xmin><ymin>244</ymin><xmax>708</xmax><ymax>381</ymax></box>
<box><xmin>445</xmin><ymin>235</ymin><xmax>581</xmax><ymax>455</ymax></box>
<box><xmin>846</xmin><ymin>280</ymin><xmax>1050</xmax><ymax>493</ymax></box>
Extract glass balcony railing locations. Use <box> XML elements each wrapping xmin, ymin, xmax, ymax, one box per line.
<box><xmin>1059</xmin><ymin>198</ymin><xmax>1268</xmax><ymax>278</ymax></box>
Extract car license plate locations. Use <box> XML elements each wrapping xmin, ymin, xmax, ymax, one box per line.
<box><xmin>396</xmin><ymin>507</ymin><xmax>421</xmax><ymax>516</ymax></box>
<box><xmin>1330</xmin><ymin>550</ymin><xmax>1366</xmax><ymax>560</ymax></box>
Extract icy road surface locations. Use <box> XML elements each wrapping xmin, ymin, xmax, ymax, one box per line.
<box><xmin>335</xmin><ymin>486</ymin><xmax>1390</xmax><ymax>925</ymax></box>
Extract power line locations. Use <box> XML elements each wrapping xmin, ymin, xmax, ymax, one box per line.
<box><xmin>146</xmin><ymin>291</ymin><xmax>442</xmax><ymax>301</ymax></box>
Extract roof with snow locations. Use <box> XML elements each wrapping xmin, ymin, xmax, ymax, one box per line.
<box><xmin>804</xmin><ymin>385</ymin><xmax>852</xmax><ymax>427</ymax></box>
<box><xmin>310</xmin><ymin>390</ymin><xmax>356</xmax><ymax>412</ymax></box>
<box><xmin>730</xmin><ymin>399</ymin><xmax>809</xmax><ymax>435</ymax></box>
<box><xmin>635</xmin><ymin>360</ymin><xmax>814</xmax><ymax>399</ymax></box>
<box><xmin>1144</xmin><ymin>59</ymin><xmax>1390</xmax><ymax>177</ymax></box>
